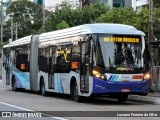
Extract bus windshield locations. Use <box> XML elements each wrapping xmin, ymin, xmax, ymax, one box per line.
<box><xmin>96</xmin><ymin>34</ymin><xmax>144</xmax><ymax>71</ymax></box>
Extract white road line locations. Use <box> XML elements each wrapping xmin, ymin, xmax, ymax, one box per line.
<box><xmin>0</xmin><ymin>101</ymin><xmax>69</xmax><ymax>120</ymax></box>
<box><xmin>0</xmin><ymin>101</ymin><xmax>33</xmax><ymax>111</ymax></box>
<box><xmin>52</xmin><ymin>117</ymin><xmax>69</xmax><ymax>120</ymax></box>
<box><xmin>0</xmin><ymin>80</ymin><xmax>2</xmax><ymax>84</ymax></box>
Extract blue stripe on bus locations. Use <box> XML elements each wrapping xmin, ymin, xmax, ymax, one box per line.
<box><xmin>108</xmin><ymin>75</ymin><xmax>113</xmax><ymax>81</ymax></box>
<box><xmin>113</xmin><ymin>75</ymin><xmax>118</xmax><ymax>81</ymax></box>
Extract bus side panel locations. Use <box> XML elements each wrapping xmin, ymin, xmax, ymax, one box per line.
<box><xmin>38</xmin><ymin>71</ymin><xmax>70</xmax><ymax>94</ymax></box>
<box><xmin>69</xmin><ymin>71</ymin><xmax>93</xmax><ymax>97</ymax></box>
<box><xmin>11</xmin><ymin>68</ymin><xmax>29</xmax><ymax>89</ymax></box>
<box><xmin>53</xmin><ymin>73</ymin><xmax>69</xmax><ymax>94</ymax></box>
<box><xmin>24</xmin><ymin>73</ymin><xmax>30</xmax><ymax>90</ymax></box>
<box><xmin>39</xmin><ymin>71</ymin><xmax>92</xmax><ymax>95</ymax></box>
<box><xmin>2</xmin><ymin>50</ymin><xmax>12</xmax><ymax>86</ymax></box>
<box><xmin>38</xmin><ymin>71</ymin><xmax>48</xmax><ymax>91</ymax></box>
<box><xmin>2</xmin><ymin>53</ymin><xmax>7</xmax><ymax>85</ymax></box>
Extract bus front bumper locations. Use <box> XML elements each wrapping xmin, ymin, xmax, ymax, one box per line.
<box><xmin>92</xmin><ymin>77</ymin><xmax>150</xmax><ymax>95</ymax></box>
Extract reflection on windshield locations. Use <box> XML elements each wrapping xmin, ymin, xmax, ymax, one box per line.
<box><xmin>96</xmin><ymin>35</ymin><xmax>143</xmax><ymax>71</ymax></box>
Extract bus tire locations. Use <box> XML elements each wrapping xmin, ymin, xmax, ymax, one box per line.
<box><xmin>117</xmin><ymin>94</ymin><xmax>128</xmax><ymax>103</ymax></box>
<box><xmin>73</xmin><ymin>81</ymin><xmax>83</xmax><ymax>102</ymax></box>
<box><xmin>40</xmin><ymin>80</ymin><xmax>47</xmax><ymax>96</ymax></box>
<box><xmin>12</xmin><ymin>77</ymin><xmax>17</xmax><ymax>91</ymax></box>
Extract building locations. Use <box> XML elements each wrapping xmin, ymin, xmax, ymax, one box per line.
<box><xmin>33</xmin><ymin>0</ymin><xmax>43</xmax><ymax>5</ymax></box>
<box><xmin>83</xmin><ymin>0</ymin><xmax>132</xmax><ymax>9</ymax></box>
<box><xmin>132</xmin><ymin>0</ymin><xmax>148</xmax><ymax>11</ymax></box>
<box><xmin>83</xmin><ymin>0</ymin><xmax>149</xmax><ymax>11</ymax></box>
<box><xmin>0</xmin><ymin>0</ymin><xmax>11</xmax><ymax>24</ymax></box>
<box><xmin>44</xmin><ymin>0</ymin><xmax>81</xmax><ymax>11</ymax></box>
<box><xmin>14</xmin><ymin>0</ymin><xmax>148</xmax><ymax>12</ymax></box>
<box><xmin>30</xmin><ymin>0</ymin><xmax>81</xmax><ymax>11</ymax></box>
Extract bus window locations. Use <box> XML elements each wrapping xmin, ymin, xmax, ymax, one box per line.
<box><xmin>72</xmin><ymin>45</ymin><xmax>80</xmax><ymax>70</ymax></box>
<box><xmin>16</xmin><ymin>54</ymin><xmax>29</xmax><ymax>72</ymax></box>
<box><xmin>95</xmin><ymin>38</ymin><xmax>105</xmax><ymax>68</ymax></box>
<box><xmin>55</xmin><ymin>47</ymin><xmax>71</xmax><ymax>73</ymax></box>
<box><xmin>39</xmin><ymin>48</ymin><xmax>47</xmax><ymax>72</ymax></box>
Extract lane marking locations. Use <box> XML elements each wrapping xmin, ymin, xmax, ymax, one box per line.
<box><xmin>0</xmin><ymin>101</ymin><xmax>69</xmax><ymax>120</ymax></box>
<box><xmin>0</xmin><ymin>101</ymin><xmax>33</xmax><ymax>111</ymax></box>
<box><xmin>52</xmin><ymin>117</ymin><xmax>69</xmax><ymax>120</ymax></box>
<box><xmin>0</xmin><ymin>80</ymin><xmax>2</xmax><ymax>84</ymax></box>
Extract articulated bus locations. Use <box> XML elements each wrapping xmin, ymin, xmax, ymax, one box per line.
<box><xmin>2</xmin><ymin>23</ymin><xmax>150</xmax><ymax>102</ymax></box>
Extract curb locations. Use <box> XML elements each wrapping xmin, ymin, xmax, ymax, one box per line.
<box><xmin>148</xmin><ymin>93</ymin><xmax>160</xmax><ymax>97</ymax></box>
<box><xmin>128</xmin><ymin>95</ymin><xmax>160</xmax><ymax>104</ymax></box>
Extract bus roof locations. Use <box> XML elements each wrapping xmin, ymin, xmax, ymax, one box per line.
<box><xmin>3</xmin><ymin>35</ymin><xmax>32</xmax><ymax>48</ymax></box>
<box><xmin>39</xmin><ymin>23</ymin><xmax>145</xmax><ymax>41</ymax></box>
<box><xmin>3</xmin><ymin>23</ymin><xmax>145</xmax><ymax>48</ymax></box>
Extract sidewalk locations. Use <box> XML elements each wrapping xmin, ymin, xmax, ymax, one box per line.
<box><xmin>148</xmin><ymin>92</ymin><xmax>160</xmax><ymax>97</ymax></box>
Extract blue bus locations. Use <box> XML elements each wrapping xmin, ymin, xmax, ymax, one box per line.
<box><xmin>2</xmin><ymin>23</ymin><xmax>150</xmax><ymax>102</ymax></box>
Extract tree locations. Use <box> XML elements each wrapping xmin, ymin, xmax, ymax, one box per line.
<box><xmin>94</xmin><ymin>7</ymin><xmax>160</xmax><ymax>40</ymax></box>
<box><xmin>44</xmin><ymin>1</ymin><xmax>72</xmax><ymax>32</ymax></box>
<box><xmin>153</xmin><ymin>8</ymin><xmax>160</xmax><ymax>40</ymax></box>
<box><xmin>44</xmin><ymin>2</ymin><xmax>108</xmax><ymax>32</ymax></box>
<box><xmin>94</xmin><ymin>8</ymin><xmax>138</xmax><ymax>27</ymax></box>
<box><xmin>136</xmin><ymin>8</ymin><xmax>149</xmax><ymax>37</ymax></box>
<box><xmin>56</xmin><ymin>20</ymin><xmax>69</xmax><ymax>30</ymax></box>
<box><xmin>6</xmin><ymin>0</ymin><xmax>43</xmax><ymax>39</ymax></box>
<box><xmin>136</xmin><ymin>7</ymin><xmax>160</xmax><ymax>40</ymax></box>
<box><xmin>154</xmin><ymin>0</ymin><xmax>160</xmax><ymax>7</ymax></box>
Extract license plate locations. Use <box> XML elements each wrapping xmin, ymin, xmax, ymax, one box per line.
<box><xmin>121</xmin><ymin>89</ymin><xmax>130</xmax><ymax>92</ymax></box>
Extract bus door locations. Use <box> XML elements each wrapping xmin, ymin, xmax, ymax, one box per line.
<box><xmin>80</xmin><ymin>41</ymin><xmax>90</xmax><ymax>93</ymax></box>
<box><xmin>48</xmin><ymin>47</ymin><xmax>56</xmax><ymax>89</ymax></box>
<box><xmin>6</xmin><ymin>52</ymin><xmax>10</xmax><ymax>85</ymax></box>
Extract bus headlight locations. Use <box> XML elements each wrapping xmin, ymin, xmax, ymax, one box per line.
<box><xmin>92</xmin><ymin>70</ymin><xmax>107</xmax><ymax>80</ymax></box>
<box><xmin>144</xmin><ymin>72</ymin><xmax>151</xmax><ymax>80</ymax></box>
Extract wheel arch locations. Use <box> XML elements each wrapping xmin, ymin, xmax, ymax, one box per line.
<box><xmin>39</xmin><ymin>75</ymin><xmax>44</xmax><ymax>91</ymax></box>
<box><xmin>11</xmin><ymin>75</ymin><xmax>15</xmax><ymax>87</ymax></box>
<box><xmin>70</xmin><ymin>76</ymin><xmax>77</xmax><ymax>94</ymax></box>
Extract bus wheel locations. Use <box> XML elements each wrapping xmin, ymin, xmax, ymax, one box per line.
<box><xmin>73</xmin><ymin>82</ymin><xmax>83</xmax><ymax>102</ymax></box>
<box><xmin>12</xmin><ymin>77</ymin><xmax>17</xmax><ymax>91</ymax></box>
<box><xmin>40</xmin><ymin>80</ymin><xmax>47</xmax><ymax>96</ymax></box>
<box><xmin>117</xmin><ymin>94</ymin><xmax>128</xmax><ymax>103</ymax></box>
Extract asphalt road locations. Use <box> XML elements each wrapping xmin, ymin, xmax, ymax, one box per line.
<box><xmin>0</xmin><ymin>79</ymin><xmax>160</xmax><ymax>120</ymax></box>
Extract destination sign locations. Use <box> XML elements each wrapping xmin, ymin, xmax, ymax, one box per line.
<box><xmin>104</xmin><ymin>37</ymin><xmax>139</xmax><ymax>43</ymax></box>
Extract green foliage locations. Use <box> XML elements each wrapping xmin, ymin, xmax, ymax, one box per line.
<box><xmin>94</xmin><ymin>8</ymin><xmax>138</xmax><ymax>26</ymax></box>
<box><xmin>154</xmin><ymin>0</ymin><xmax>160</xmax><ymax>7</ymax></box>
<box><xmin>44</xmin><ymin>2</ymin><xmax>108</xmax><ymax>32</ymax></box>
<box><xmin>136</xmin><ymin>8</ymin><xmax>149</xmax><ymax>35</ymax></box>
<box><xmin>4</xmin><ymin>0</ymin><xmax>160</xmax><ymax>42</ymax></box>
<box><xmin>56</xmin><ymin>20</ymin><xmax>69</xmax><ymax>30</ymax></box>
<box><xmin>134</xmin><ymin>7</ymin><xmax>160</xmax><ymax>40</ymax></box>
<box><xmin>153</xmin><ymin>8</ymin><xmax>160</xmax><ymax>40</ymax></box>
<box><xmin>6</xmin><ymin>0</ymin><xmax>43</xmax><ymax>39</ymax></box>
<box><xmin>94</xmin><ymin>7</ymin><xmax>160</xmax><ymax>41</ymax></box>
